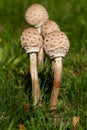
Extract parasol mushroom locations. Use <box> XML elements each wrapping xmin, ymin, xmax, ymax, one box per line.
<box><xmin>25</xmin><ymin>3</ymin><xmax>49</xmax><ymax>66</ymax></box>
<box><xmin>20</xmin><ymin>28</ymin><xmax>43</xmax><ymax>106</ymax></box>
<box><xmin>41</xmin><ymin>20</ymin><xmax>60</xmax><ymax>37</ymax></box>
<box><xmin>44</xmin><ymin>30</ymin><xmax>70</xmax><ymax>110</ymax></box>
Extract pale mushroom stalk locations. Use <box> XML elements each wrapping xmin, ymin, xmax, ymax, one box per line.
<box><xmin>50</xmin><ymin>57</ymin><xmax>62</xmax><ymax>110</ymax></box>
<box><xmin>37</xmin><ymin>48</ymin><xmax>44</xmax><ymax>66</ymax></box>
<box><xmin>20</xmin><ymin>28</ymin><xmax>43</xmax><ymax>107</ymax></box>
<box><xmin>36</xmin><ymin>25</ymin><xmax>44</xmax><ymax>67</ymax></box>
<box><xmin>30</xmin><ymin>53</ymin><xmax>40</xmax><ymax>105</ymax></box>
<box><xmin>36</xmin><ymin>26</ymin><xmax>44</xmax><ymax>66</ymax></box>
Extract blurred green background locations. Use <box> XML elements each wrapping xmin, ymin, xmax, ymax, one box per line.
<box><xmin>0</xmin><ymin>0</ymin><xmax>87</xmax><ymax>129</ymax></box>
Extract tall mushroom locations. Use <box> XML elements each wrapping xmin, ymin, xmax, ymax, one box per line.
<box><xmin>44</xmin><ymin>30</ymin><xmax>70</xmax><ymax>110</ymax></box>
<box><xmin>25</xmin><ymin>3</ymin><xmax>49</xmax><ymax>66</ymax></box>
<box><xmin>20</xmin><ymin>28</ymin><xmax>43</xmax><ymax>106</ymax></box>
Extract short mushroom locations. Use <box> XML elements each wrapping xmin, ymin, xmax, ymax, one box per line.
<box><xmin>41</xmin><ymin>20</ymin><xmax>60</xmax><ymax>37</ymax></box>
<box><xmin>41</xmin><ymin>20</ymin><xmax>60</xmax><ymax>71</ymax></box>
<box><xmin>25</xmin><ymin>3</ymin><xmax>49</xmax><ymax>66</ymax></box>
<box><xmin>44</xmin><ymin>30</ymin><xmax>70</xmax><ymax>110</ymax></box>
<box><xmin>20</xmin><ymin>28</ymin><xmax>43</xmax><ymax>106</ymax></box>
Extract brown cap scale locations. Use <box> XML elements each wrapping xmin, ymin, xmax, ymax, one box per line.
<box><xmin>25</xmin><ymin>4</ymin><xmax>49</xmax><ymax>27</ymax></box>
<box><xmin>21</xmin><ymin>28</ymin><xmax>43</xmax><ymax>106</ymax></box>
<box><xmin>44</xmin><ymin>30</ymin><xmax>70</xmax><ymax>110</ymax></box>
<box><xmin>41</xmin><ymin>20</ymin><xmax>60</xmax><ymax>37</ymax></box>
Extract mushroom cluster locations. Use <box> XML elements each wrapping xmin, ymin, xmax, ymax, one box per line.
<box><xmin>20</xmin><ymin>3</ymin><xmax>70</xmax><ymax>110</ymax></box>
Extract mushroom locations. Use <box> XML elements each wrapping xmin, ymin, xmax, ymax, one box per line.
<box><xmin>41</xmin><ymin>20</ymin><xmax>60</xmax><ymax>71</ymax></box>
<box><xmin>25</xmin><ymin>3</ymin><xmax>49</xmax><ymax>27</ymax></box>
<box><xmin>25</xmin><ymin>3</ymin><xmax>49</xmax><ymax>66</ymax></box>
<box><xmin>20</xmin><ymin>28</ymin><xmax>43</xmax><ymax>106</ymax></box>
<box><xmin>41</xmin><ymin>20</ymin><xmax>60</xmax><ymax>37</ymax></box>
<box><xmin>44</xmin><ymin>30</ymin><xmax>70</xmax><ymax>110</ymax></box>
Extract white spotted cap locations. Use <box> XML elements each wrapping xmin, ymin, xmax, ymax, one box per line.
<box><xmin>41</xmin><ymin>20</ymin><xmax>60</xmax><ymax>37</ymax></box>
<box><xmin>20</xmin><ymin>28</ymin><xmax>43</xmax><ymax>53</ymax></box>
<box><xmin>25</xmin><ymin>4</ymin><xmax>49</xmax><ymax>27</ymax></box>
<box><xmin>44</xmin><ymin>30</ymin><xmax>70</xmax><ymax>59</ymax></box>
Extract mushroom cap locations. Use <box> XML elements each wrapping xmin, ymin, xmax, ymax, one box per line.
<box><xmin>44</xmin><ymin>30</ymin><xmax>70</xmax><ymax>59</ymax></box>
<box><xmin>41</xmin><ymin>20</ymin><xmax>60</xmax><ymax>37</ymax></box>
<box><xmin>20</xmin><ymin>28</ymin><xmax>43</xmax><ymax>53</ymax></box>
<box><xmin>25</xmin><ymin>4</ymin><xmax>49</xmax><ymax>27</ymax></box>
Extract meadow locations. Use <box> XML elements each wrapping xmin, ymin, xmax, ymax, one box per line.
<box><xmin>0</xmin><ymin>0</ymin><xmax>87</xmax><ymax>129</ymax></box>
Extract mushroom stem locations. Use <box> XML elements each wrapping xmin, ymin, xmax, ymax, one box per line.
<box><xmin>30</xmin><ymin>53</ymin><xmax>40</xmax><ymax>106</ymax></box>
<box><xmin>50</xmin><ymin>57</ymin><xmax>62</xmax><ymax>110</ymax></box>
<box><xmin>36</xmin><ymin>27</ymin><xmax>44</xmax><ymax>67</ymax></box>
<box><xmin>38</xmin><ymin>47</ymin><xmax>44</xmax><ymax>66</ymax></box>
<box><xmin>36</xmin><ymin>26</ymin><xmax>41</xmax><ymax>34</ymax></box>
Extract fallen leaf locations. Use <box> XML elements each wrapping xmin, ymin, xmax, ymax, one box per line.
<box><xmin>19</xmin><ymin>124</ymin><xmax>25</xmax><ymax>130</ymax></box>
<box><xmin>72</xmin><ymin>116</ymin><xmax>80</xmax><ymax>127</ymax></box>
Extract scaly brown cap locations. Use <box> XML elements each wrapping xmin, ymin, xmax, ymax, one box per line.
<box><xmin>41</xmin><ymin>20</ymin><xmax>60</xmax><ymax>37</ymax></box>
<box><xmin>44</xmin><ymin>30</ymin><xmax>70</xmax><ymax>59</ymax></box>
<box><xmin>20</xmin><ymin>28</ymin><xmax>43</xmax><ymax>53</ymax></box>
<box><xmin>25</xmin><ymin>4</ymin><xmax>49</xmax><ymax>27</ymax></box>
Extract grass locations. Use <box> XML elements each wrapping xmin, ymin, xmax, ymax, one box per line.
<box><xmin>0</xmin><ymin>0</ymin><xmax>87</xmax><ymax>129</ymax></box>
